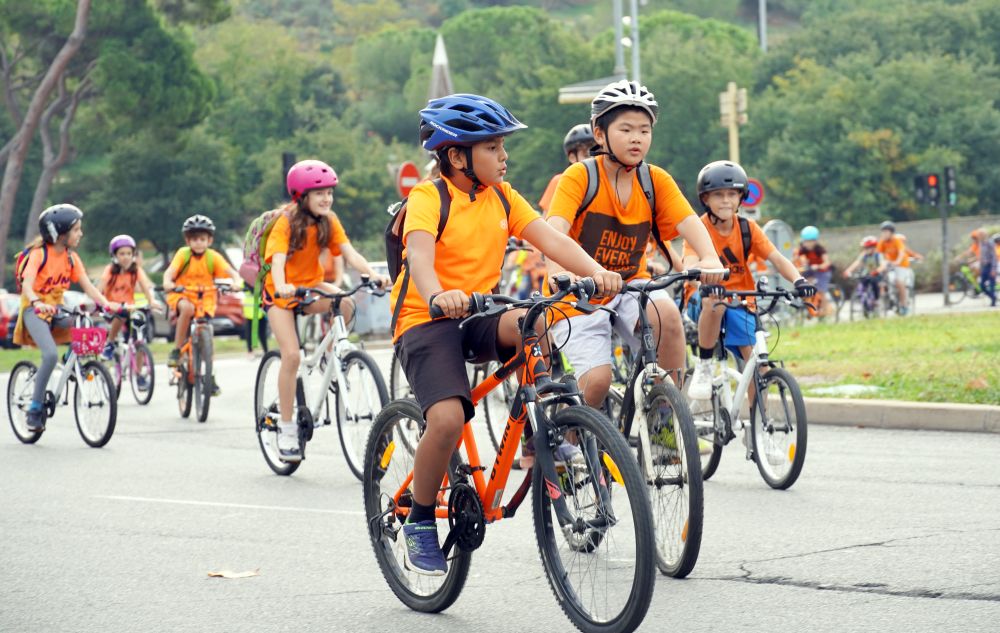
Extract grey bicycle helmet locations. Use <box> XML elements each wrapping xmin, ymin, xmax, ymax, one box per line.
<box><xmin>879</xmin><ymin>221</ymin><xmax>896</xmax><ymax>232</ymax></box>
<box><xmin>562</xmin><ymin>124</ymin><xmax>595</xmax><ymax>155</ymax></box>
<box><xmin>182</xmin><ymin>214</ymin><xmax>216</xmax><ymax>235</ymax></box>
<box><xmin>38</xmin><ymin>204</ymin><xmax>83</xmax><ymax>244</ymax></box>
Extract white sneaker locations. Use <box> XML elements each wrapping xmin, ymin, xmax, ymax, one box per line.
<box><xmin>277</xmin><ymin>426</ymin><xmax>302</xmax><ymax>462</ymax></box>
<box><xmin>688</xmin><ymin>360</ymin><xmax>714</xmax><ymax>401</ymax></box>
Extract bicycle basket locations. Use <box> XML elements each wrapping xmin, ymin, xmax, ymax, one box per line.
<box><xmin>70</xmin><ymin>327</ymin><xmax>107</xmax><ymax>356</ymax></box>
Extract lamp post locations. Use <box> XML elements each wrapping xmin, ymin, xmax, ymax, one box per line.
<box><xmin>718</xmin><ymin>81</ymin><xmax>748</xmax><ymax>163</ymax></box>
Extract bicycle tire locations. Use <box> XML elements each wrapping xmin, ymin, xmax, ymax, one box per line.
<box><xmin>112</xmin><ymin>350</ymin><xmax>124</xmax><ymax>400</ymax></box>
<box><xmin>7</xmin><ymin>361</ymin><xmax>42</xmax><ymax>444</ymax></box>
<box><xmin>389</xmin><ymin>351</ymin><xmax>411</xmax><ymax>399</ymax></box>
<box><xmin>363</xmin><ymin>398</ymin><xmax>471</xmax><ymax>614</ymax></box>
<box><xmin>177</xmin><ymin>356</ymin><xmax>193</xmax><ymax>418</ymax></box>
<box><xmin>474</xmin><ymin>361</ymin><xmax>515</xmax><ymax>453</ymax></box>
<box><xmin>751</xmin><ymin>367</ymin><xmax>807</xmax><ymax>490</ymax></box>
<box><xmin>129</xmin><ymin>342</ymin><xmax>155</xmax><ymax>405</ymax></box>
<box><xmin>532</xmin><ymin>405</ymin><xmax>655</xmax><ymax>633</ymax></box>
<box><xmin>698</xmin><ymin>391</ymin><xmax>724</xmax><ymax>481</ymax></box>
<box><xmin>336</xmin><ymin>349</ymin><xmax>389</xmax><ymax>481</ymax></box>
<box><xmin>641</xmin><ymin>383</ymin><xmax>704</xmax><ymax>578</ymax></box>
<box><xmin>74</xmin><ymin>360</ymin><xmax>117</xmax><ymax>448</ymax></box>
<box><xmin>195</xmin><ymin>327</ymin><xmax>213</xmax><ymax>423</ymax></box>
<box><xmin>254</xmin><ymin>350</ymin><xmax>299</xmax><ymax>476</ymax></box>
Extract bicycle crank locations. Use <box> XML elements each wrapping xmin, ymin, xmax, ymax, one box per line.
<box><xmin>443</xmin><ymin>483</ymin><xmax>486</xmax><ymax>556</ymax></box>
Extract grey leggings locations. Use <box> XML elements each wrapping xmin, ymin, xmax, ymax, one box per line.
<box><xmin>22</xmin><ymin>308</ymin><xmax>72</xmax><ymax>405</ymax></box>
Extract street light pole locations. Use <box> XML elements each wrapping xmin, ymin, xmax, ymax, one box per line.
<box><xmin>758</xmin><ymin>0</ymin><xmax>768</xmax><ymax>52</ymax></box>
<box><xmin>719</xmin><ymin>82</ymin><xmax>748</xmax><ymax>163</ymax></box>
<box><xmin>612</xmin><ymin>0</ymin><xmax>627</xmax><ymax>79</ymax></box>
<box><xmin>629</xmin><ymin>0</ymin><xmax>641</xmax><ymax>84</ymax></box>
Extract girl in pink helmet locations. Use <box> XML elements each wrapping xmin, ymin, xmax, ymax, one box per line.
<box><xmin>263</xmin><ymin>159</ymin><xmax>391</xmax><ymax>463</ymax></box>
<box><xmin>98</xmin><ymin>235</ymin><xmax>163</xmax><ymax>363</ymax></box>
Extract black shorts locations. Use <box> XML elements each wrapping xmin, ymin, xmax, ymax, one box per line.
<box><xmin>395</xmin><ymin>316</ymin><xmax>514</xmax><ymax>421</ymax></box>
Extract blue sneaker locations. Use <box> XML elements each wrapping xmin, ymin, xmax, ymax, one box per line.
<box><xmin>402</xmin><ymin>520</ymin><xmax>447</xmax><ymax>576</ymax></box>
<box><xmin>26</xmin><ymin>407</ymin><xmax>46</xmax><ymax>432</ymax></box>
<box><xmin>101</xmin><ymin>342</ymin><xmax>115</xmax><ymax>361</ymax></box>
<box><xmin>135</xmin><ymin>375</ymin><xmax>149</xmax><ymax>390</ymax></box>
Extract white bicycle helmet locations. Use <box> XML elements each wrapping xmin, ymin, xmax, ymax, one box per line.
<box><xmin>590</xmin><ymin>79</ymin><xmax>659</xmax><ymax>126</ymax></box>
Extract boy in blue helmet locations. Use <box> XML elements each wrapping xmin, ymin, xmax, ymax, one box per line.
<box><xmin>388</xmin><ymin>94</ymin><xmax>623</xmax><ymax>576</ymax></box>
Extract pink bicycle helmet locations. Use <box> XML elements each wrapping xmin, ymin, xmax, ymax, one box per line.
<box><xmin>109</xmin><ymin>234</ymin><xmax>137</xmax><ymax>256</ymax></box>
<box><xmin>286</xmin><ymin>160</ymin><xmax>338</xmax><ymax>200</ymax></box>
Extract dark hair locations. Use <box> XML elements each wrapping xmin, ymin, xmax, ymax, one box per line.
<box><xmin>183</xmin><ymin>229</ymin><xmax>213</xmax><ymax>239</ymax></box>
<box><xmin>435</xmin><ymin>147</ymin><xmax>464</xmax><ymax>177</ymax></box>
<box><xmin>110</xmin><ymin>260</ymin><xmax>138</xmax><ymax>276</ymax></box>
<box><xmin>593</xmin><ymin>105</ymin><xmax>653</xmax><ymax>135</ymax></box>
<box><xmin>284</xmin><ymin>200</ymin><xmax>330</xmax><ymax>252</ymax></box>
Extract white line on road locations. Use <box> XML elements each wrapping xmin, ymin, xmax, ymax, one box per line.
<box><xmin>94</xmin><ymin>494</ymin><xmax>364</xmax><ymax>516</ymax></box>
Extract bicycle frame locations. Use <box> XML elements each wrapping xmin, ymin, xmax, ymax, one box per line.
<box><xmin>712</xmin><ymin>327</ymin><xmax>770</xmax><ymax>457</ymax></box>
<box><xmin>295</xmin><ymin>310</ymin><xmax>354</xmax><ymax>425</ymax></box>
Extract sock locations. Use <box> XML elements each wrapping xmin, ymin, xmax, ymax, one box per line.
<box><xmin>278</xmin><ymin>420</ymin><xmax>295</xmax><ymax>435</ymax></box>
<box><xmin>698</xmin><ymin>346</ymin><xmax>714</xmax><ymax>360</ymax></box>
<box><xmin>408</xmin><ymin>501</ymin><xmax>436</xmax><ymax>524</ymax></box>
<box><xmin>28</xmin><ymin>400</ymin><xmax>43</xmax><ymax>412</ymax></box>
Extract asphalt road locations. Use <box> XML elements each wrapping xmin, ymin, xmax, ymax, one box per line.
<box><xmin>2</xmin><ymin>351</ymin><xmax>998</xmax><ymax>633</ymax></box>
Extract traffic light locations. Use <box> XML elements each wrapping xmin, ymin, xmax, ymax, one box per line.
<box><xmin>927</xmin><ymin>173</ymin><xmax>940</xmax><ymax>207</ymax></box>
<box><xmin>944</xmin><ymin>166</ymin><xmax>957</xmax><ymax>206</ymax></box>
<box><xmin>913</xmin><ymin>175</ymin><xmax>927</xmax><ymax>205</ymax></box>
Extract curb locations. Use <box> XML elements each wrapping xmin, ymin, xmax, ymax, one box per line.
<box><xmin>804</xmin><ymin>397</ymin><xmax>1000</xmax><ymax>434</ymax></box>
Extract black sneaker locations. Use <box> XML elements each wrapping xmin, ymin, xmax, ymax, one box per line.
<box><xmin>167</xmin><ymin>348</ymin><xmax>180</xmax><ymax>367</ymax></box>
<box><xmin>26</xmin><ymin>409</ymin><xmax>45</xmax><ymax>432</ymax></box>
<box><xmin>211</xmin><ymin>376</ymin><xmax>221</xmax><ymax>397</ymax></box>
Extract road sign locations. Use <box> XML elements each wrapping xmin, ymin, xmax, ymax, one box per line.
<box><xmin>396</xmin><ymin>161</ymin><xmax>420</xmax><ymax>198</ymax></box>
<box><xmin>744</xmin><ymin>178</ymin><xmax>765</xmax><ymax>207</ymax></box>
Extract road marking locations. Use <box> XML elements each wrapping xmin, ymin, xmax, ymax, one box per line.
<box><xmin>94</xmin><ymin>494</ymin><xmax>364</xmax><ymax>516</ymax></box>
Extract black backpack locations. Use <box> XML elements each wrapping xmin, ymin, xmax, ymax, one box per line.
<box><xmin>384</xmin><ymin>179</ymin><xmax>510</xmax><ymax>330</ymax></box>
<box><xmin>719</xmin><ymin>216</ymin><xmax>753</xmax><ymax>268</ymax></box>
<box><xmin>573</xmin><ymin>158</ymin><xmax>674</xmax><ymax>271</ymax></box>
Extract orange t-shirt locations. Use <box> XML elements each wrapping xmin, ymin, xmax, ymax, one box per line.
<box><xmin>537</xmin><ymin>173</ymin><xmax>562</xmax><ymax>213</ymax></box>
<box><xmin>165</xmin><ymin>248</ymin><xmax>229</xmax><ymax>315</ymax></box>
<box><xmin>547</xmin><ymin>159</ymin><xmax>694</xmax><ymax>284</ymax></box>
<box><xmin>682</xmin><ymin>215</ymin><xmax>775</xmax><ymax>293</ymax></box>
<box><xmin>389</xmin><ymin>177</ymin><xmax>541</xmax><ymax>341</ymax></box>
<box><xmin>23</xmin><ymin>246</ymin><xmax>82</xmax><ymax>297</ymax></box>
<box><xmin>877</xmin><ymin>235</ymin><xmax>910</xmax><ymax>267</ymax></box>
<box><xmin>264</xmin><ymin>212</ymin><xmax>349</xmax><ymax>296</ymax></box>
<box><xmin>100</xmin><ymin>264</ymin><xmax>142</xmax><ymax>304</ymax></box>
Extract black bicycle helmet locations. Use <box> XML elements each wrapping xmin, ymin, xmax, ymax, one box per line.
<box><xmin>182</xmin><ymin>214</ymin><xmax>216</xmax><ymax>235</ymax></box>
<box><xmin>880</xmin><ymin>221</ymin><xmax>896</xmax><ymax>232</ymax></box>
<box><xmin>38</xmin><ymin>204</ymin><xmax>83</xmax><ymax>244</ymax></box>
<box><xmin>562</xmin><ymin>124</ymin><xmax>594</xmax><ymax>155</ymax></box>
<box><xmin>696</xmin><ymin>160</ymin><xmax>749</xmax><ymax>215</ymax></box>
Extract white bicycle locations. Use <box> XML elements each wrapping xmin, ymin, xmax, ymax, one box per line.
<box><xmin>254</xmin><ymin>278</ymin><xmax>389</xmax><ymax>478</ymax></box>
<box><xmin>686</xmin><ymin>277</ymin><xmax>809</xmax><ymax>490</ymax></box>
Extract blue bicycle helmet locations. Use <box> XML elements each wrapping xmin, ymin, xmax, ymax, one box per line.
<box><xmin>419</xmin><ymin>94</ymin><xmax>526</xmax><ymax>151</ymax></box>
<box><xmin>800</xmin><ymin>226</ymin><xmax>820</xmax><ymax>241</ymax></box>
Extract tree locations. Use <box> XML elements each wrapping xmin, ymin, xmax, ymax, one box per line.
<box><xmin>0</xmin><ymin>0</ymin><xmax>90</xmax><ymax>283</ymax></box>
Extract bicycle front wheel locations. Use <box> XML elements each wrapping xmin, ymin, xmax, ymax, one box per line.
<box><xmin>194</xmin><ymin>328</ymin><xmax>213</xmax><ymax>423</ymax></box>
<box><xmin>111</xmin><ymin>350</ymin><xmax>124</xmax><ymax>400</ymax></box>
<box><xmin>642</xmin><ymin>383</ymin><xmax>704</xmax><ymax>578</ymax></box>
<box><xmin>74</xmin><ymin>360</ymin><xmax>117</xmax><ymax>448</ymax></box>
<box><xmin>253</xmin><ymin>351</ymin><xmax>299</xmax><ymax>476</ymax></box>
<box><xmin>7</xmin><ymin>361</ymin><xmax>42</xmax><ymax>444</ymax></box>
<box><xmin>751</xmin><ymin>368</ymin><xmax>808</xmax><ymax>490</ymax></box>
<box><xmin>363</xmin><ymin>399</ymin><xmax>471</xmax><ymax>613</ymax></box>
<box><xmin>336</xmin><ymin>350</ymin><xmax>389</xmax><ymax>480</ymax></box>
<box><xmin>129</xmin><ymin>343</ymin><xmax>155</xmax><ymax>405</ymax></box>
<box><xmin>532</xmin><ymin>405</ymin><xmax>655</xmax><ymax>633</ymax></box>
<box><xmin>177</xmin><ymin>357</ymin><xmax>192</xmax><ymax>419</ymax></box>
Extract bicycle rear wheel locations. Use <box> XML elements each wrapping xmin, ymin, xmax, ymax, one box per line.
<box><xmin>532</xmin><ymin>405</ymin><xmax>655</xmax><ymax>633</ymax></box>
<box><xmin>7</xmin><ymin>361</ymin><xmax>42</xmax><ymax>444</ymax></box>
<box><xmin>389</xmin><ymin>351</ymin><xmax>411</xmax><ymax>399</ymax></box>
<box><xmin>641</xmin><ymin>383</ymin><xmax>703</xmax><ymax>578</ymax></box>
<box><xmin>254</xmin><ymin>351</ymin><xmax>299</xmax><ymax>476</ymax></box>
<box><xmin>111</xmin><ymin>350</ymin><xmax>124</xmax><ymax>400</ymax></box>
<box><xmin>177</xmin><ymin>356</ymin><xmax>192</xmax><ymax>419</ymax></box>
<box><xmin>947</xmin><ymin>273</ymin><xmax>968</xmax><ymax>304</ymax></box>
<box><xmin>74</xmin><ymin>360</ymin><xmax>117</xmax><ymax>448</ymax></box>
<box><xmin>129</xmin><ymin>343</ymin><xmax>155</xmax><ymax>405</ymax></box>
<box><xmin>751</xmin><ymin>368</ymin><xmax>807</xmax><ymax>490</ymax></box>
<box><xmin>194</xmin><ymin>328</ymin><xmax>213</xmax><ymax>423</ymax></box>
<box><xmin>363</xmin><ymin>399</ymin><xmax>471</xmax><ymax>613</ymax></box>
<box><xmin>337</xmin><ymin>349</ymin><xmax>389</xmax><ymax>481</ymax></box>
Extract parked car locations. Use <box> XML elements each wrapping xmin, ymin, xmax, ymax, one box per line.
<box><xmin>0</xmin><ymin>292</ymin><xmax>21</xmax><ymax>348</ymax></box>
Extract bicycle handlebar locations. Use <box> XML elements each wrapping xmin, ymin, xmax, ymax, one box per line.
<box><xmin>623</xmin><ymin>268</ymin><xmax>730</xmax><ymax>295</ymax></box>
<box><xmin>428</xmin><ymin>275</ymin><xmax>599</xmax><ymax>322</ymax></box>
<box><xmin>294</xmin><ymin>276</ymin><xmax>387</xmax><ymax>303</ymax></box>
<box><xmin>160</xmin><ymin>280</ymin><xmax>236</xmax><ymax>295</ymax></box>
<box><xmin>702</xmin><ymin>276</ymin><xmax>812</xmax><ymax>315</ymax></box>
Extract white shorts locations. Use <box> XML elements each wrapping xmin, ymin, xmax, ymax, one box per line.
<box><xmin>550</xmin><ymin>285</ymin><xmax>671</xmax><ymax>378</ymax></box>
<box><xmin>888</xmin><ymin>267</ymin><xmax>914</xmax><ymax>287</ymax></box>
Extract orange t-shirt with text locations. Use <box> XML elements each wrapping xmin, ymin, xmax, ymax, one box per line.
<box><xmin>100</xmin><ymin>265</ymin><xmax>142</xmax><ymax>304</ymax></box>
<box><xmin>682</xmin><ymin>215</ymin><xmax>776</xmax><ymax>293</ymax></box>
<box><xmin>165</xmin><ymin>248</ymin><xmax>229</xmax><ymax>315</ymax></box>
<box><xmin>390</xmin><ymin>177</ymin><xmax>541</xmax><ymax>341</ymax></box>
<box><xmin>24</xmin><ymin>246</ymin><xmax>82</xmax><ymax>297</ymax></box>
<box><xmin>265</xmin><ymin>212</ymin><xmax>349</xmax><ymax>297</ymax></box>
<box><xmin>877</xmin><ymin>235</ymin><xmax>910</xmax><ymax>267</ymax></box>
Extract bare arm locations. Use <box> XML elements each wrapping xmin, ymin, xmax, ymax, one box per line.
<box><xmin>676</xmin><ymin>216</ymin><xmax>724</xmax><ymax>283</ymax></box>
<box><xmin>523</xmin><ymin>219</ymin><xmax>621</xmax><ymax>296</ymax></box>
<box><xmin>78</xmin><ymin>274</ymin><xmax>112</xmax><ymax>310</ymax></box>
<box><xmin>339</xmin><ymin>242</ymin><xmax>391</xmax><ymax>287</ymax></box>
<box><xmin>767</xmin><ymin>250</ymin><xmax>805</xmax><ymax>284</ymax></box>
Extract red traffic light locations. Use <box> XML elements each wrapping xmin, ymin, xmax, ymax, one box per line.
<box><xmin>927</xmin><ymin>174</ymin><xmax>939</xmax><ymax>186</ymax></box>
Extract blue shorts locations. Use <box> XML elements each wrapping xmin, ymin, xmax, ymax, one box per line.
<box><xmin>683</xmin><ymin>296</ymin><xmax>757</xmax><ymax>353</ymax></box>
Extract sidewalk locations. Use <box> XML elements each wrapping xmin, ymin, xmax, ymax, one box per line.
<box><xmin>804</xmin><ymin>396</ymin><xmax>1000</xmax><ymax>434</ymax></box>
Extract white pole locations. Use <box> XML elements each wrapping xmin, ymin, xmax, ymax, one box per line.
<box><xmin>629</xmin><ymin>0</ymin><xmax>640</xmax><ymax>84</ymax></box>
<box><xmin>758</xmin><ymin>0</ymin><xmax>768</xmax><ymax>52</ymax></box>
<box><xmin>613</xmin><ymin>0</ymin><xmax>627</xmax><ymax>79</ymax></box>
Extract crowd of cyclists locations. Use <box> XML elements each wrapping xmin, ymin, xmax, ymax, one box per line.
<box><xmin>7</xmin><ymin>79</ymin><xmax>999</xmax><ymax>633</ymax></box>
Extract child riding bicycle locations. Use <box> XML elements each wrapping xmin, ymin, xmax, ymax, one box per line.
<box><xmin>390</xmin><ymin>93</ymin><xmax>622</xmax><ymax>576</ymax></box>
<box><xmin>163</xmin><ymin>214</ymin><xmax>240</xmax><ymax>395</ymax></box>
<box><xmin>264</xmin><ymin>159</ymin><xmax>390</xmax><ymax>464</ymax></box>
<box><xmin>13</xmin><ymin>204</ymin><xmax>115</xmax><ymax>431</ymax></box>
<box><xmin>684</xmin><ymin>161</ymin><xmax>815</xmax><ymax>401</ymax></box>
<box><xmin>876</xmin><ymin>221</ymin><xmax>913</xmax><ymax>315</ymax></box>
<box><xmin>794</xmin><ymin>225</ymin><xmax>832</xmax><ymax>317</ymax></box>
<box><xmin>98</xmin><ymin>235</ymin><xmax>163</xmax><ymax>370</ymax></box>
<box><xmin>544</xmin><ymin>80</ymin><xmax>724</xmax><ymax>411</ymax></box>
<box><xmin>842</xmin><ymin>235</ymin><xmax>886</xmax><ymax>294</ymax></box>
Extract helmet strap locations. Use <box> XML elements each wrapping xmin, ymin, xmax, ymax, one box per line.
<box><xmin>461</xmin><ymin>146</ymin><xmax>483</xmax><ymax>202</ymax></box>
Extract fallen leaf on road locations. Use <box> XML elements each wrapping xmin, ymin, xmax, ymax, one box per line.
<box><xmin>861</xmin><ymin>371</ymin><xmax>872</xmax><ymax>380</ymax></box>
<box><xmin>966</xmin><ymin>377</ymin><xmax>988</xmax><ymax>390</ymax></box>
<box><xmin>208</xmin><ymin>569</ymin><xmax>260</xmax><ymax>579</ymax></box>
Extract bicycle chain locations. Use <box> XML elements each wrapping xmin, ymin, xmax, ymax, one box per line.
<box><xmin>447</xmin><ymin>483</ymin><xmax>486</xmax><ymax>553</ymax></box>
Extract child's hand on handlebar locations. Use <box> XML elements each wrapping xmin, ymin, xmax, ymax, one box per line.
<box><xmin>33</xmin><ymin>302</ymin><xmax>57</xmax><ymax>316</ymax></box>
<box><xmin>276</xmin><ymin>283</ymin><xmax>296</xmax><ymax>299</ymax></box>
<box><xmin>696</xmin><ymin>258</ymin><xmax>726</xmax><ymax>285</ymax></box>
<box><xmin>431</xmin><ymin>289</ymin><xmax>469</xmax><ymax>319</ymax></box>
<box><xmin>162</xmin><ymin>280</ymin><xmax>175</xmax><ymax>292</ymax></box>
<box><xmin>591</xmin><ymin>269</ymin><xmax>622</xmax><ymax>297</ymax></box>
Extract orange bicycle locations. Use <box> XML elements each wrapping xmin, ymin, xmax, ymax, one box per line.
<box><xmin>363</xmin><ymin>277</ymin><xmax>656</xmax><ymax>633</ymax></box>
<box><xmin>166</xmin><ymin>281</ymin><xmax>232</xmax><ymax>422</ymax></box>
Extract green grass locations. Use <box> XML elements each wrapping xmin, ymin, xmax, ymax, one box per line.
<box><xmin>0</xmin><ymin>337</ymin><xmax>252</xmax><ymax>373</ymax></box>
<box><xmin>774</xmin><ymin>311</ymin><xmax>1000</xmax><ymax>405</ymax></box>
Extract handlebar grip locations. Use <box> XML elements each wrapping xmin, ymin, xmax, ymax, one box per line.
<box><xmin>469</xmin><ymin>292</ymin><xmax>486</xmax><ymax>315</ymax></box>
<box><xmin>295</xmin><ymin>287</ymin><xmax>309</xmax><ymax>298</ymax></box>
<box><xmin>577</xmin><ymin>277</ymin><xmax>596</xmax><ymax>297</ymax></box>
<box><xmin>429</xmin><ymin>303</ymin><xmax>445</xmax><ymax>319</ymax></box>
